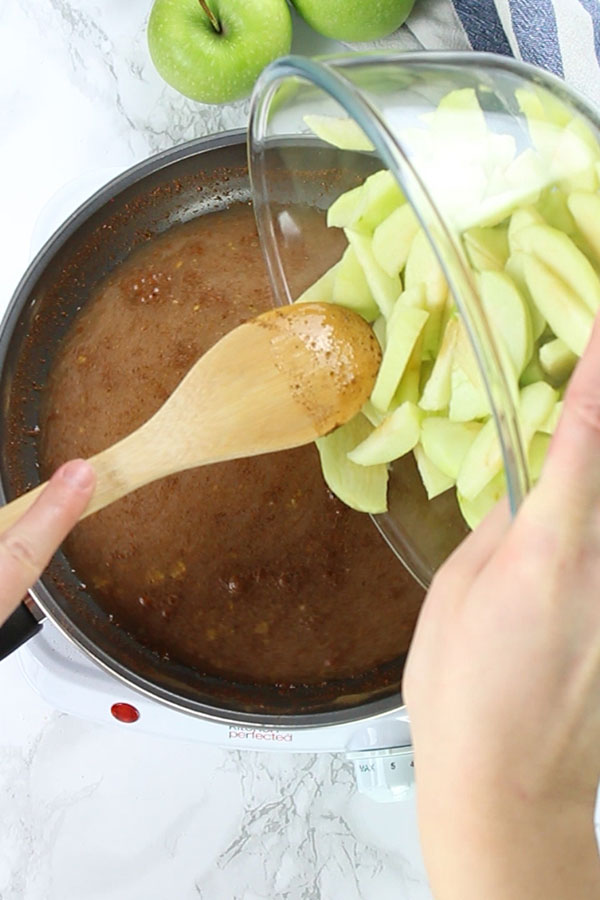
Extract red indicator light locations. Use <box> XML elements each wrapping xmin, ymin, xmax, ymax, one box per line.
<box><xmin>110</xmin><ymin>702</ymin><xmax>140</xmax><ymax>723</ymax></box>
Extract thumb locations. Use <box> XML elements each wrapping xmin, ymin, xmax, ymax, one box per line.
<box><xmin>0</xmin><ymin>459</ymin><xmax>95</xmax><ymax>624</ymax></box>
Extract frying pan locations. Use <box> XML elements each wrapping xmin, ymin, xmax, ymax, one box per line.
<box><xmin>0</xmin><ymin>130</ymin><xmax>419</xmax><ymax>727</ymax></box>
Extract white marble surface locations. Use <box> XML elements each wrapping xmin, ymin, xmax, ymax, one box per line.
<box><xmin>0</xmin><ymin>1</ymin><xmax>434</xmax><ymax>898</ymax></box>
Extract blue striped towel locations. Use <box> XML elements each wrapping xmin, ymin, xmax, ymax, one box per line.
<box><xmin>354</xmin><ymin>0</ymin><xmax>600</xmax><ymax>111</ymax></box>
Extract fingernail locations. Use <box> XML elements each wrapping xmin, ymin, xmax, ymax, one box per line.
<box><xmin>59</xmin><ymin>459</ymin><xmax>95</xmax><ymax>490</ymax></box>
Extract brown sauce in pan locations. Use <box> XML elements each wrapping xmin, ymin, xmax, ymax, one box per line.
<box><xmin>40</xmin><ymin>203</ymin><xmax>424</xmax><ymax>685</ymax></box>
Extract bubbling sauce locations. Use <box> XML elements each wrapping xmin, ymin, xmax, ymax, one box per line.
<box><xmin>40</xmin><ymin>204</ymin><xmax>424</xmax><ymax>685</ymax></box>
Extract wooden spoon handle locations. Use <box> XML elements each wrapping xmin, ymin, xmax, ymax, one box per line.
<box><xmin>0</xmin><ymin>420</ymin><xmax>165</xmax><ymax>534</ymax></box>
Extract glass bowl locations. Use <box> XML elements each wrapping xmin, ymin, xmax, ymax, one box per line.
<box><xmin>248</xmin><ymin>51</ymin><xmax>600</xmax><ymax>587</ymax></box>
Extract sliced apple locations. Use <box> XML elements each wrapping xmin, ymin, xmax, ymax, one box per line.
<box><xmin>567</xmin><ymin>191</ymin><xmax>600</xmax><ymax>264</ymax></box>
<box><xmin>393</xmin><ymin>331</ymin><xmax>424</xmax><ymax>406</ymax></box>
<box><xmin>449</xmin><ymin>366</ymin><xmax>489</xmax><ymax>422</ymax></box>
<box><xmin>295</xmin><ymin>262</ymin><xmax>338</xmax><ymax>304</ymax></box>
<box><xmin>372</xmin><ymin>314</ymin><xmax>386</xmax><ymax>350</ymax></box>
<box><xmin>413</xmin><ymin>444</ymin><xmax>455</xmax><ymax>500</ymax></box>
<box><xmin>539</xmin><ymin>400</ymin><xmax>563</xmax><ymax>434</ymax></box>
<box><xmin>303</xmin><ymin>114</ymin><xmax>374</xmax><ymax>152</ymax></box>
<box><xmin>421</xmin><ymin>417</ymin><xmax>482</xmax><ymax>480</ymax></box>
<box><xmin>419</xmin><ymin>317</ymin><xmax>458</xmax><ymax>411</ymax></box>
<box><xmin>517</xmin><ymin>223</ymin><xmax>600</xmax><ymax>313</ymax></box>
<box><xmin>449</xmin><ymin>320</ymin><xmax>489</xmax><ymax>421</ymax></box>
<box><xmin>519</xmin><ymin>353</ymin><xmax>545</xmax><ymax>387</ymax></box>
<box><xmin>331</xmin><ymin>245</ymin><xmax>379</xmax><ymax>321</ymax></box>
<box><xmin>457</xmin><ymin>381</ymin><xmax>557</xmax><ymax>500</ymax></box>
<box><xmin>370</xmin><ymin>297</ymin><xmax>429</xmax><ymax>412</ymax></box>
<box><xmin>349</xmin><ymin>170</ymin><xmax>404</xmax><ymax>234</ymax></box>
<box><xmin>316</xmin><ymin>414</ymin><xmax>388</xmax><ymax>514</ymax></box>
<box><xmin>505</xmin><ymin>251</ymin><xmax>546</xmax><ymax>341</ymax></box>
<box><xmin>372</xmin><ymin>204</ymin><xmax>420</xmax><ymax>277</ymax></box>
<box><xmin>479</xmin><ymin>270</ymin><xmax>533</xmax><ymax>376</ymax></box>
<box><xmin>523</xmin><ymin>255</ymin><xmax>593</xmax><ymax>356</ymax></box>
<box><xmin>431</xmin><ymin>88</ymin><xmax>487</xmax><ymax>141</ymax></box>
<box><xmin>327</xmin><ymin>184</ymin><xmax>364</xmax><ymax>229</ymax></box>
<box><xmin>539</xmin><ymin>337</ymin><xmax>577</xmax><ymax>384</ymax></box>
<box><xmin>508</xmin><ymin>207</ymin><xmax>545</xmax><ymax>255</ymax></box>
<box><xmin>458</xmin><ymin>471</ymin><xmax>506</xmax><ymax>530</ymax></box>
<box><xmin>348</xmin><ymin>402</ymin><xmax>421</xmax><ymax>466</ymax></box>
<box><xmin>405</xmin><ymin>229</ymin><xmax>448</xmax><ymax>357</ymax></box>
<box><xmin>552</xmin><ymin>118</ymin><xmax>599</xmax><ymax>192</ymax></box>
<box><xmin>345</xmin><ymin>229</ymin><xmax>401</xmax><ymax>319</ymax></box>
<box><xmin>361</xmin><ymin>399</ymin><xmax>384</xmax><ymax>427</ymax></box>
<box><xmin>463</xmin><ymin>225</ymin><xmax>509</xmax><ymax>272</ymax></box>
<box><xmin>528</xmin><ymin>431</ymin><xmax>551</xmax><ymax>482</ymax></box>
<box><xmin>537</xmin><ymin>187</ymin><xmax>576</xmax><ymax>234</ymax></box>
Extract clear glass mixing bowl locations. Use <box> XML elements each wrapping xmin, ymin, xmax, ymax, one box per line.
<box><xmin>248</xmin><ymin>51</ymin><xmax>600</xmax><ymax>587</ymax></box>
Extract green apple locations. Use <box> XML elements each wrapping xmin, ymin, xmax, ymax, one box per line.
<box><xmin>291</xmin><ymin>0</ymin><xmax>415</xmax><ymax>41</ymax></box>
<box><xmin>147</xmin><ymin>0</ymin><xmax>292</xmax><ymax>104</ymax></box>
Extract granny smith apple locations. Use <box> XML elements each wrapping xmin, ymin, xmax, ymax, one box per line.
<box><xmin>148</xmin><ymin>0</ymin><xmax>292</xmax><ymax>104</ymax></box>
<box><xmin>291</xmin><ymin>0</ymin><xmax>415</xmax><ymax>41</ymax></box>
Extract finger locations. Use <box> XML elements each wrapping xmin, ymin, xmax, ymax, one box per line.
<box><xmin>0</xmin><ymin>459</ymin><xmax>95</xmax><ymax>623</ymax></box>
<box><xmin>436</xmin><ymin>495</ymin><xmax>511</xmax><ymax>588</ymax></box>
<box><xmin>539</xmin><ymin>312</ymin><xmax>600</xmax><ymax>513</ymax></box>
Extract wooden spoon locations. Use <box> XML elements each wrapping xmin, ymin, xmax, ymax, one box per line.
<box><xmin>0</xmin><ymin>302</ymin><xmax>381</xmax><ymax>531</ymax></box>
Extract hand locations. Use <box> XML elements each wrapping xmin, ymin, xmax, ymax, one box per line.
<box><xmin>403</xmin><ymin>316</ymin><xmax>600</xmax><ymax>900</ymax></box>
<box><xmin>0</xmin><ymin>459</ymin><xmax>95</xmax><ymax>626</ymax></box>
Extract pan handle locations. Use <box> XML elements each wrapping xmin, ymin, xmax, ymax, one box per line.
<box><xmin>0</xmin><ymin>601</ymin><xmax>42</xmax><ymax>660</ymax></box>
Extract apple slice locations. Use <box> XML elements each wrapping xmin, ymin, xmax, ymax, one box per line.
<box><xmin>316</xmin><ymin>414</ymin><xmax>388</xmax><ymax>514</ymax></box>
<box><xmin>421</xmin><ymin>417</ymin><xmax>482</xmax><ymax>479</ymax></box>
<box><xmin>348</xmin><ymin>402</ymin><xmax>421</xmax><ymax>466</ymax></box>
<box><xmin>517</xmin><ymin>223</ymin><xmax>600</xmax><ymax>313</ymax></box>
<box><xmin>463</xmin><ymin>226</ymin><xmax>509</xmax><ymax>272</ymax></box>
<box><xmin>552</xmin><ymin>119</ymin><xmax>599</xmax><ymax>192</ymax></box>
<box><xmin>413</xmin><ymin>444</ymin><xmax>455</xmax><ymax>500</ymax></box>
<box><xmin>523</xmin><ymin>255</ymin><xmax>593</xmax><ymax>356</ymax></box>
<box><xmin>528</xmin><ymin>431</ymin><xmax>551</xmax><ymax>482</ymax></box>
<box><xmin>331</xmin><ymin>246</ymin><xmax>379</xmax><ymax>321</ymax></box>
<box><xmin>327</xmin><ymin>184</ymin><xmax>364</xmax><ymax>229</ymax></box>
<box><xmin>393</xmin><ymin>330</ymin><xmax>424</xmax><ymax>406</ymax></box>
<box><xmin>519</xmin><ymin>353</ymin><xmax>545</xmax><ymax>387</ymax></box>
<box><xmin>419</xmin><ymin>317</ymin><xmax>458</xmax><ymax>412</ymax></box>
<box><xmin>567</xmin><ymin>191</ymin><xmax>600</xmax><ymax>264</ymax></box>
<box><xmin>449</xmin><ymin>321</ymin><xmax>489</xmax><ymax>422</ymax></box>
<box><xmin>361</xmin><ymin>399</ymin><xmax>384</xmax><ymax>427</ymax></box>
<box><xmin>405</xmin><ymin>229</ymin><xmax>448</xmax><ymax>357</ymax></box>
<box><xmin>537</xmin><ymin>187</ymin><xmax>576</xmax><ymax>234</ymax></box>
<box><xmin>372</xmin><ymin>314</ymin><xmax>387</xmax><ymax>350</ymax></box>
<box><xmin>345</xmin><ymin>229</ymin><xmax>402</xmax><ymax>319</ymax></box>
<box><xmin>457</xmin><ymin>381</ymin><xmax>557</xmax><ymax>500</ymax></box>
<box><xmin>349</xmin><ymin>170</ymin><xmax>404</xmax><ymax>233</ymax></box>
<box><xmin>508</xmin><ymin>207</ymin><xmax>545</xmax><ymax>255</ymax></box>
<box><xmin>370</xmin><ymin>296</ymin><xmax>429</xmax><ymax>412</ymax></box>
<box><xmin>539</xmin><ymin>400</ymin><xmax>563</xmax><ymax>434</ymax></box>
<box><xmin>431</xmin><ymin>88</ymin><xmax>487</xmax><ymax>141</ymax></box>
<box><xmin>539</xmin><ymin>337</ymin><xmax>577</xmax><ymax>384</ymax></box>
<box><xmin>372</xmin><ymin>204</ymin><xmax>420</xmax><ymax>277</ymax></box>
<box><xmin>504</xmin><ymin>252</ymin><xmax>546</xmax><ymax>341</ymax></box>
<box><xmin>479</xmin><ymin>270</ymin><xmax>533</xmax><ymax>376</ymax></box>
<box><xmin>449</xmin><ymin>366</ymin><xmax>490</xmax><ymax>422</ymax></box>
<box><xmin>295</xmin><ymin>262</ymin><xmax>338</xmax><ymax>304</ymax></box>
<box><xmin>303</xmin><ymin>114</ymin><xmax>374</xmax><ymax>152</ymax></box>
<box><xmin>458</xmin><ymin>471</ymin><xmax>506</xmax><ymax>530</ymax></box>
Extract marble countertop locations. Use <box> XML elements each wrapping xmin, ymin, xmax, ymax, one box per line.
<box><xmin>0</xmin><ymin>2</ymin><xmax>435</xmax><ymax>897</ymax></box>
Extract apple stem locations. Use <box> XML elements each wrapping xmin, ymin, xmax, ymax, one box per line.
<box><xmin>198</xmin><ymin>0</ymin><xmax>222</xmax><ymax>33</ymax></box>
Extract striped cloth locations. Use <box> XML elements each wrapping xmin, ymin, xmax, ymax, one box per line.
<box><xmin>353</xmin><ymin>0</ymin><xmax>600</xmax><ymax>112</ymax></box>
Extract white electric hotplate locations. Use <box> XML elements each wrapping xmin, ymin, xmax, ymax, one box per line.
<box><xmin>18</xmin><ymin>621</ymin><xmax>414</xmax><ymax>802</ymax></box>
